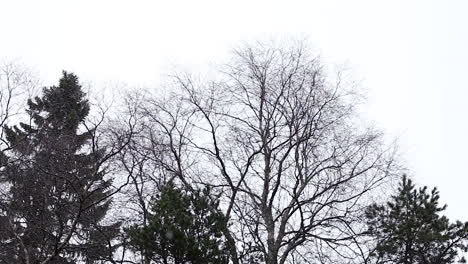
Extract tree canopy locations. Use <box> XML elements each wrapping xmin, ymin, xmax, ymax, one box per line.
<box><xmin>0</xmin><ymin>72</ymin><xmax>119</xmax><ymax>263</ymax></box>
<box><xmin>365</xmin><ymin>175</ymin><xmax>468</xmax><ymax>264</ymax></box>
<box><xmin>127</xmin><ymin>182</ymin><xmax>230</xmax><ymax>264</ymax></box>
<box><xmin>0</xmin><ymin>40</ymin><xmax>467</xmax><ymax>264</ymax></box>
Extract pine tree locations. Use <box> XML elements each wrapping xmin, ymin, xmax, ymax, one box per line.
<box><xmin>127</xmin><ymin>182</ymin><xmax>230</xmax><ymax>264</ymax></box>
<box><xmin>365</xmin><ymin>175</ymin><xmax>468</xmax><ymax>264</ymax></box>
<box><xmin>0</xmin><ymin>72</ymin><xmax>119</xmax><ymax>263</ymax></box>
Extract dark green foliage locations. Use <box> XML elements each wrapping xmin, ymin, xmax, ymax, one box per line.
<box><xmin>0</xmin><ymin>72</ymin><xmax>119</xmax><ymax>263</ymax></box>
<box><xmin>365</xmin><ymin>175</ymin><xmax>468</xmax><ymax>264</ymax></box>
<box><xmin>127</xmin><ymin>182</ymin><xmax>230</xmax><ymax>264</ymax></box>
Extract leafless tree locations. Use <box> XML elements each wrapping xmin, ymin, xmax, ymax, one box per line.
<box><xmin>0</xmin><ymin>61</ymin><xmax>38</xmax><ymax>151</ymax></box>
<box><xmin>119</xmin><ymin>41</ymin><xmax>399</xmax><ymax>264</ymax></box>
<box><xmin>111</xmin><ymin>89</ymin><xmax>194</xmax><ymax>264</ymax></box>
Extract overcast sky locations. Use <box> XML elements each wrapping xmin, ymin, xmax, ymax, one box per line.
<box><xmin>1</xmin><ymin>0</ymin><xmax>467</xmax><ymax>220</ymax></box>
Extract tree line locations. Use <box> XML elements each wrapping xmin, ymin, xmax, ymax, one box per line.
<box><xmin>0</xmin><ymin>41</ymin><xmax>467</xmax><ymax>264</ymax></box>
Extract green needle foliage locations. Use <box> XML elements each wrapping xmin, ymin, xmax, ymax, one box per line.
<box><xmin>365</xmin><ymin>175</ymin><xmax>468</xmax><ymax>264</ymax></box>
<box><xmin>0</xmin><ymin>72</ymin><xmax>119</xmax><ymax>263</ymax></box>
<box><xmin>127</xmin><ymin>182</ymin><xmax>230</xmax><ymax>264</ymax></box>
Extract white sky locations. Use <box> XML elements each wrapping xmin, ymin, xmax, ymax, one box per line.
<box><xmin>1</xmin><ymin>0</ymin><xmax>468</xmax><ymax>220</ymax></box>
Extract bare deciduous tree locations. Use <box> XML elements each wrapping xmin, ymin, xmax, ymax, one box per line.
<box><xmin>119</xmin><ymin>41</ymin><xmax>399</xmax><ymax>264</ymax></box>
<box><xmin>0</xmin><ymin>61</ymin><xmax>38</xmax><ymax>151</ymax></box>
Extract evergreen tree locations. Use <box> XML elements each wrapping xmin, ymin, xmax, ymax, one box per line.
<box><xmin>0</xmin><ymin>72</ymin><xmax>119</xmax><ymax>263</ymax></box>
<box><xmin>365</xmin><ymin>175</ymin><xmax>468</xmax><ymax>264</ymax></box>
<box><xmin>127</xmin><ymin>182</ymin><xmax>230</xmax><ymax>264</ymax></box>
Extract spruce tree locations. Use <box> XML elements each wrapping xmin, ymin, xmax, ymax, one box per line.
<box><xmin>127</xmin><ymin>182</ymin><xmax>230</xmax><ymax>264</ymax></box>
<box><xmin>0</xmin><ymin>72</ymin><xmax>119</xmax><ymax>263</ymax></box>
<box><xmin>365</xmin><ymin>175</ymin><xmax>468</xmax><ymax>264</ymax></box>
